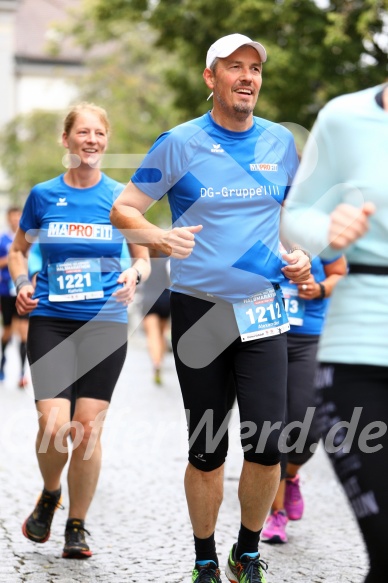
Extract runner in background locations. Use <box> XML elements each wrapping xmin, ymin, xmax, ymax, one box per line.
<box><xmin>140</xmin><ymin>249</ymin><xmax>171</xmax><ymax>385</ymax></box>
<box><xmin>0</xmin><ymin>206</ymin><xmax>29</xmax><ymax>388</ymax></box>
<box><xmin>262</xmin><ymin>252</ymin><xmax>346</xmax><ymax>543</ymax></box>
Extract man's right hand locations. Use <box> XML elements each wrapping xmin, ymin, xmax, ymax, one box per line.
<box><xmin>160</xmin><ymin>225</ymin><xmax>203</xmax><ymax>258</ymax></box>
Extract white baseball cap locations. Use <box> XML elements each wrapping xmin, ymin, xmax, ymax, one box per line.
<box><xmin>206</xmin><ymin>33</ymin><xmax>267</xmax><ymax>69</ymax></box>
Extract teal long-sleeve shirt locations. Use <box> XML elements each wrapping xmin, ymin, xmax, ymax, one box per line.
<box><xmin>282</xmin><ymin>84</ymin><xmax>388</xmax><ymax>367</ymax></box>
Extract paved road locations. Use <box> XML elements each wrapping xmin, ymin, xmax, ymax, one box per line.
<box><xmin>0</xmin><ymin>327</ymin><xmax>368</xmax><ymax>582</ymax></box>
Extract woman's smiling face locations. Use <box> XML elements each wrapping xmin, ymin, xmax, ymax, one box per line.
<box><xmin>62</xmin><ymin>110</ymin><xmax>108</xmax><ymax>168</ymax></box>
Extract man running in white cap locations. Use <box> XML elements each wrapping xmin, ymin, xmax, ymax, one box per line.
<box><xmin>111</xmin><ymin>32</ymin><xmax>310</xmax><ymax>583</ymax></box>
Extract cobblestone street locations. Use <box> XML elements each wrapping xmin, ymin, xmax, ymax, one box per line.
<box><xmin>0</xmin><ymin>328</ymin><xmax>368</xmax><ymax>582</ymax></box>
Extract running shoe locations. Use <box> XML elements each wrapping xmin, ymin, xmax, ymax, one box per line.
<box><xmin>225</xmin><ymin>544</ymin><xmax>267</xmax><ymax>583</ymax></box>
<box><xmin>192</xmin><ymin>561</ymin><xmax>222</xmax><ymax>582</ymax></box>
<box><xmin>62</xmin><ymin>518</ymin><xmax>92</xmax><ymax>559</ymax></box>
<box><xmin>284</xmin><ymin>474</ymin><xmax>304</xmax><ymax>520</ymax></box>
<box><xmin>22</xmin><ymin>488</ymin><xmax>63</xmax><ymax>543</ymax></box>
<box><xmin>154</xmin><ymin>367</ymin><xmax>162</xmax><ymax>385</ymax></box>
<box><xmin>261</xmin><ymin>510</ymin><xmax>288</xmax><ymax>544</ymax></box>
<box><xmin>0</xmin><ymin>370</ymin><xmax>4</xmax><ymax>382</ymax></box>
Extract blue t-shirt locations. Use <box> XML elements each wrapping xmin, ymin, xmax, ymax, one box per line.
<box><xmin>280</xmin><ymin>256</ymin><xmax>339</xmax><ymax>335</ymax></box>
<box><xmin>132</xmin><ymin>112</ymin><xmax>299</xmax><ymax>302</ymax></box>
<box><xmin>20</xmin><ymin>173</ymin><xmax>127</xmax><ymax>323</ymax></box>
<box><xmin>28</xmin><ymin>240</ymin><xmax>131</xmax><ymax>278</ymax></box>
<box><xmin>28</xmin><ymin>242</ymin><xmax>43</xmax><ymax>280</ymax></box>
<box><xmin>0</xmin><ymin>232</ymin><xmax>14</xmax><ymax>296</ymax></box>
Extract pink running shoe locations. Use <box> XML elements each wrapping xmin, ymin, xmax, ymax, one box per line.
<box><xmin>262</xmin><ymin>510</ymin><xmax>288</xmax><ymax>544</ymax></box>
<box><xmin>284</xmin><ymin>474</ymin><xmax>304</xmax><ymax>520</ymax></box>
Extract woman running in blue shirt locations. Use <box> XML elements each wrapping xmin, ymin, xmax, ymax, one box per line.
<box><xmin>8</xmin><ymin>103</ymin><xmax>150</xmax><ymax>559</ymax></box>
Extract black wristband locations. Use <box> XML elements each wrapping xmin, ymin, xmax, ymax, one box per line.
<box><xmin>133</xmin><ymin>267</ymin><xmax>142</xmax><ymax>285</ymax></box>
<box><xmin>318</xmin><ymin>282</ymin><xmax>326</xmax><ymax>299</ymax></box>
<box><xmin>15</xmin><ymin>274</ymin><xmax>32</xmax><ymax>295</ymax></box>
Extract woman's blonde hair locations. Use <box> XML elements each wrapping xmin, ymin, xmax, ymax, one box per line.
<box><xmin>63</xmin><ymin>102</ymin><xmax>111</xmax><ymax>136</ymax></box>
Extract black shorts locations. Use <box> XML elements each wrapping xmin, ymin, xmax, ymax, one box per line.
<box><xmin>1</xmin><ymin>295</ymin><xmax>29</xmax><ymax>326</ymax></box>
<box><xmin>143</xmin><ymin>289</ymin><xmax>171</xmax><ymax>319</ymax></box>
<box><xmin>171</xmin><ymin>291</ymin><xmax>288</xmax><ymax>470</ymax></box>
<box><xmin>27</xmin><ymin>316</ymin><xmax>128</xmax><ymax>402</ymax></box>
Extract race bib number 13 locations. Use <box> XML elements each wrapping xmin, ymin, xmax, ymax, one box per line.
<box><xmin>48</xmin><ymin>258</ymin><xmax>104</xmax><ymax>302</ymax></box>
<box><xmin>281</xmin><ymin>285</ymin><xmax>305</xmax><ymax>326</ymax></box>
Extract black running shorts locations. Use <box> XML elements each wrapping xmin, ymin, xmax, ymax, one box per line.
<box><xmin>27</xmin><ymin>316</ymin><xmax>127</xmax><ymax>402</ymax></box>
<box><xmin>171</xmin><ymin>291</ymin><xmax>288</xmax><ymax>471</ymax></box>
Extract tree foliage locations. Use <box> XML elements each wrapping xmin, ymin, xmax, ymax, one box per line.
<box><xmin>72</xmin><ymin>25</ymin><xmax>178</xmax><ymax>225</ymax></box>
<box><xmin>0</xmin><ymin>23</ymin><xmax>176</xmax><ymax>223</ymax></box>
<box><xmin>0</xmin><ymin>111</ymin><xmax>63</xmax><ymax>204</ymax></box>
<box><xmin>2</xmin><ymin>0</ymin><xmax>387</xmax><ymax>219</ymax></box>
<box><xmin>76</xmin><ymin>0</ymin><xmax>388</xmax><ymax>128</ymax></box>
